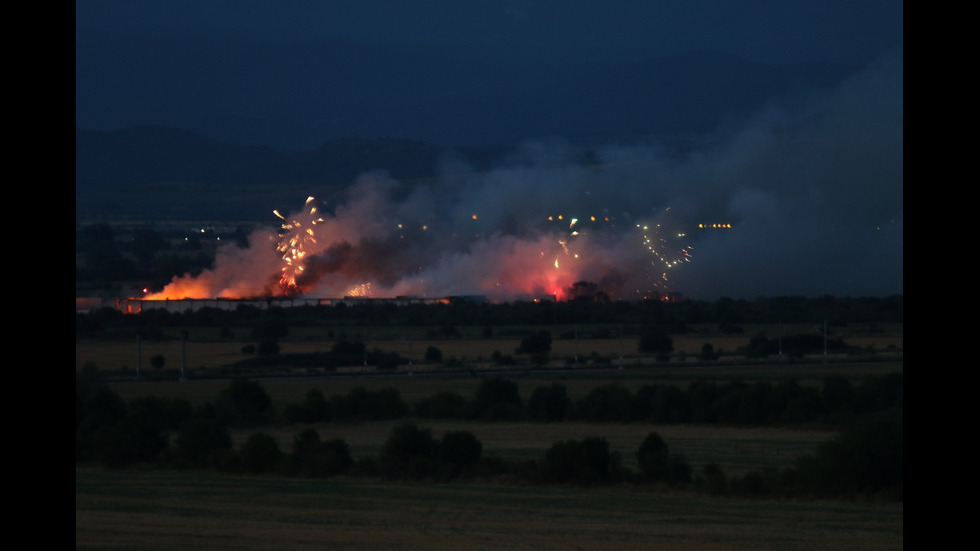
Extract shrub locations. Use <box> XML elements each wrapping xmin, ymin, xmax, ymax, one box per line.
<box><xmin>440</xmin><ymin>430</ymin><xmax>483</xmax><ymax>475</ymax></box>
<box><xmin>299</xmin><ymin>388</ymin><xmax>330</xmax><ymax>423</ymax></box>
<box><xmin>475</xmin><ymin>378</ymin><xmax>522</xmax><ymax>420</ymax></box>
<box><xmin>543</xmin><ymin>436</ymin><xmax>614</xmax><ymax>486</ymax></box>
<box><xmin>637</xmin><ymin>330</ymin><xmax>673</xmax><ymax>356</ymax></box>
<box><xmin>527</xmin><ymin>383</ymin><xmax>571</xmax><ymax>421</ymax></box>
<box><xmin>90</xmin><ymin>416</ymin><xmax>164</xmax><ymax>468</ymax></box>
<box><xmin>636</xmin><ymin>432</ymin><xmax>691</xmax><ymax>485</ymax></box>
<box><xmin>240</xmin><ymin>432</ymin><xmax>282</xmax><ymax>474</ymax></box>
<box><xmin>636</xmin><ymin>432</ymin><xmax>670</xmax><ymax>480</ymax></box>
<box><xmin>289</xmin><ymin>428</ymin><xmax>353</xmax><ymax>478</ymax></box>
<box><xmin>174</xmin><ymin>418</ymin><xmax>233</xmax><ymax>469</ymax></box>
<box><xmin>789</xmin><ymin>413</ymin><xmax>903</xmax><ymax>499</ymax></box>
<box><xmin>214</xmin><ymin>379</ymin><xmax>275</xmax><ymax>427</ymax></box>
<box><xmin>379</xmin><ymin>423</ymin><xmax>440</xmax><ymax>480</ymax></box>
<box><xmin>699</xmin><ymin>343</ymin><xmax>718</xmax><ymax>361</ymax></box>
<box><xmin>415</xmin><ymin>391</ymin><xmax>471</xmax><ymax>419</ymax></box>
<box><xmin>698</xmin><ymin>462</ymin><xmax>729</xmax><ymax>495</ymax></box>
<box><xmin>575</xmin><ymin>384</ymin><xmax>632</xmax><ymax>422</ymax></box>
<box><xmin>424</xmin><ymin>345</ymin><xmax>443</xmax><ymax>363</ymax></box>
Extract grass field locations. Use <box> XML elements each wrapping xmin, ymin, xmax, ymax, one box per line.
<box><xmin>77</xmin><ymin>331</ymin><xmax>902</xmax><ymax>550</ymax></box>
<box><xmin>76</xmin><ymin>468</ymin><xmax>903</xmax><ymax>551</ymax></box>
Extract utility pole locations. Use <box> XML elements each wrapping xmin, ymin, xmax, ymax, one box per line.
<box><xmin>823</xmin><ymin>319</ymin><xmax>828</xmax><ymax>364</ymax></box>
<box><xmin>136</xmin><ymin>334</ymin><xmax>142</xmax><ymax>380</ymax></box>
<box><xmin>618</xmin><ymin>326</ymin><xmax>623</xmax><ymax>369</ymax></box>
<box><xmin>180</xmin><ymin>331</ymin><xmax>187</xmax><ymax>381</ymax></box>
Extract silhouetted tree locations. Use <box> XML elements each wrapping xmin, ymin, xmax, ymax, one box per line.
<box><xmin>636</xmin><ymin>432</ymin><xmax>691</xmax><ymax>485</ymax></box>
<box><xmin>543</xmin><ymin>436</ymin><xmax>615</xmax><ymax>486</ymax></box>
<box><xmin>699</xmin><ymin>342</ymin><xmax>718</xmax><ymax>360</ymax></box>
<box><xmin>440</xmin><ymin>430</ymin><xmax>483</xmax><ymax>476</ymax></box>
<box><xmin>425</xmin><ymin>345</ymin><xmax>443</xmax><ymax>363</ymax></box>
<box><xmin>527</xmin><ymin>383</ymin><xmax>572</xmax><ymax>421</ymax></box>
<box><xmin>239</xmin><ymin>432</ymin><xmax>282</xmax><ymax>474</ymax></box>
<box><xmin>174</xmin><ymin>418</ymin><xmax>233</xmax><ymax>469</ymax></box>
<box><xmin>289</xmin><ymin>428</ymin><xmax>353</xmax><ymax>478</ymax></box>
<box><xmin>475</xmin><ymin>378</ymin><xmax>522</xmax><ymax>420</ymax></box>
<box><xmin>379</xmin><ymin>423</ymin><xmax>440</xmax><ymax>480</ymax></box>
<box><xmin>214</xmin><ymin>379</ymin><xmax>275</xmax><ymax>426</ymax></box>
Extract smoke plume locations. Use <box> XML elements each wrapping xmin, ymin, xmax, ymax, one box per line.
<box><xmin>150</xmin><ymin>57</ymin><xmax>902</xmax><ymax>301</ymax></box>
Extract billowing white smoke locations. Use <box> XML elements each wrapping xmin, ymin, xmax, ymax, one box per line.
<box><xmin>152</xmin><ymin>56</ymin><xmax>902</xmax><ymax>300</ymax></box>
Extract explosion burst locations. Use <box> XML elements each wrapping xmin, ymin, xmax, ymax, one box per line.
<box><xmin>635</xmin><ymin>214</ymin><xmax>693</xmax><ymax>298</ymax></box>
<box><xmin>274</xmin><ymin>196</ymin><xmax>323</xmax><ymax>296</ymax></box>
<box><xmin>143</xmin><ymin>174</ymin><xmax>700</xmax><ymax>303</ymax></box>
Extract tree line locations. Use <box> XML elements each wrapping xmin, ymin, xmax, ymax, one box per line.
<box><xmin>77</xmin><ymin>294</ymin><xmax>902</xmax><ymax>337</ymax></box>
<box><xmin>283</xmin><ymin>373</ymin><xmax>901</xmax><ymax>426</ymax></box>
<box><xmin>77</xmin><ymin>373</ymin><xmax>902</xmax><ymax>501</ymax></box>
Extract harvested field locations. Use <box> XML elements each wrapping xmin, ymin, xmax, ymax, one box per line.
<box><xmin>76</xmin><ymin>469</ymin><xmax>903</xmax><ymax>551</ymax></box>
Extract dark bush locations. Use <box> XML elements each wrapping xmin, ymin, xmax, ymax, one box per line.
<box><xmin>440</xmin><ymin>430</ymin><xmax>483</xmax><ymax>474</ymax></box>
<box><xmin>636</xmin><ymin>432</ymin><xmax>670</xmax><ymax>480</ymax></box>
<box><xmin>527</xmin><ymin>383</ymin><xmax>572</xmax><ymax>421</ymax></box>
<box><xmin>699</xmin><ymin>343</ymin><xmax>718</xmax><ymax>360</ymax></box>
<box><xmin>379</xmin><ymin>423</ymin><xmax>440</xmax><ymax>480</ymax></box>
<box><xmin>636</xmin><ymin>432</ymin><xmax>691</xmax><ymax>485</ymax></box>
<box><xmin>415</xmin><ymin>391</ymin><xmax>471</xmax><ymax>419</ymax></box>
<box><xmin>543</xmin><ymin>436</ymin><xmax>615</xmax><ymax>486</ymax></box>
<box><xmin>289</xmin><ymin>428</ymin><xmax>353</xmax><ymax>478</ymax></box>
<box><xmin>240</xmin><ymin>432</ymin><xmax>282</xmax><ymax>474</ymax></box>
<box><xmin>424</xmin><ymin>345</ymin><xmax>443</xmax><ymax>363</ymax></box>
<box><xmin>788</xmin><ymin>413</ymin><xmax>903</xmax><ymax>500</ymax></box>
<box><xmin>631</xmin><ymin>384</ymin><xmax>690</xmax><ymax>423</ymax></box>
<box><xmin>575</xmin><ymin>384</ymin><xmax>632</xmax><ymax>422</ymax></box>
<box><xmin>213</xmin><ymin>379</ymin><xmax>275</xmax><ymax>426</ymax></box>
<box><xmin>91</xmin><ymin>415</ymin><xmax>167</xmax><ymax>468</ymax></box>
<box><xmin>76</xmin><ymin>383</ymin><xmax>130</xmax><ymax>463</ymax></box>
<box><xmin>475</xmin><ymin>378</ymin><xmax>522</xmax><ymax>420</ymax></box>
<box><xmin>174</xmin><ymin>418</ymin><xmax>234</xmax><ymax>468</ymax></box>
<box><xmin>294</xmin><ymin>388</ymin><xmax>330</xmax><ymax>423</ymax></box>
<box><xmin>698</xmin><ymin>462</ymin><xmax>729</xmax><ymax>495</ymax></box>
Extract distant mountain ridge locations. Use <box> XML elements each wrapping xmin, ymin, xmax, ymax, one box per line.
<box><xmin>75</xmin><ymin>126</ymin><xmax>506</xmax><ymax>222</ymax></box>
<box><xmin>76</xmin><ymin>35</ymin><xmax>865</xmax><ymax>222</ymax></box>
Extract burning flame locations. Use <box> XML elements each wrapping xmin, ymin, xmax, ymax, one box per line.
<box><xmin>140</xmin><ymin>182</ymin><xmax>695</xmax><ymax>303</ymax></box>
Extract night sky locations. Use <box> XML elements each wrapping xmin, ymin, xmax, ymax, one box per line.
<box><xmin>76</xmin><ymin>1</ymin><xmax>903</xmax><ymax>300</ymax></box>
<box><xmin>76</xmin><ymin>1</ymin><xmax>902</xmax><ymax>65</ymax></box>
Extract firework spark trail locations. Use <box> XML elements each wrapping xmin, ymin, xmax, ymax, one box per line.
<box><xmin>275</xmin><ymin>196</ymin><xmax>324</xmax><ymax>295</ymax></box>
<box><xmin>639</xmin><ymin>224</ymin><xmax>692</xmax><ymax>281</ymax></box>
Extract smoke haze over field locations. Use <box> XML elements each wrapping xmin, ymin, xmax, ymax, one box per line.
<box><xmin>151</xmin><ymin>58</ymin><xmax>902</xmax><ymax>301</ymax></box>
